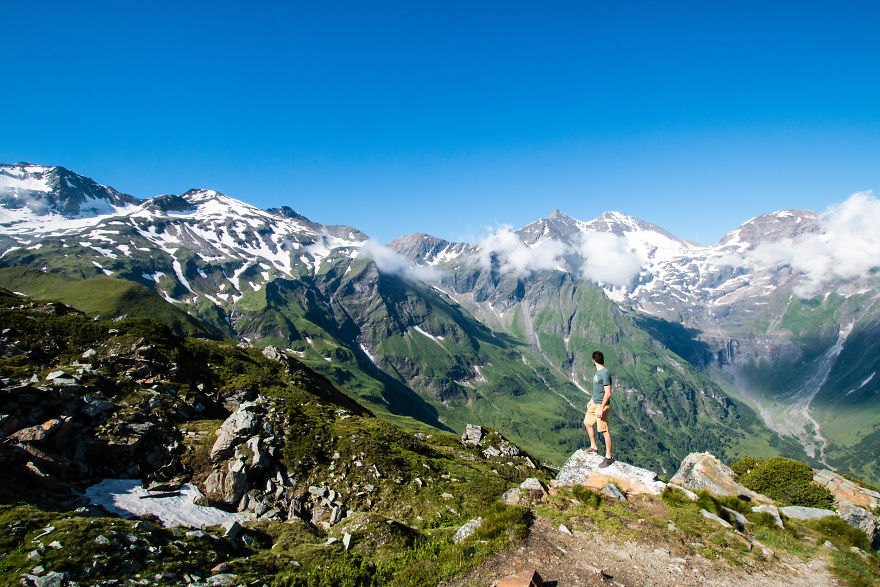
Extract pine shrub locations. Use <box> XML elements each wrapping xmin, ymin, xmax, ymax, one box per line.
<box><xmin>737</xmin><ymin>457</ymin><xmax>834</xmax><ymax>508</ymax></box>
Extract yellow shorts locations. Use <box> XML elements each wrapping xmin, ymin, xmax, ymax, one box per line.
<box><xmin>583</xmin><ymin>400</ymin><xmax>610</xmax><ymax>433</ymax></box>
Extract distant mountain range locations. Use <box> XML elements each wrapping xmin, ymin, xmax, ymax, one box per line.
<box><xmin>2</xmin><ymin>162</ymin><xmax>878</xmax><ymax>481</ymax></box>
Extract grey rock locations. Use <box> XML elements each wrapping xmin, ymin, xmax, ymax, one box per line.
<box><xmin>600</xmin><ymin>483</ymin><xmax>627</xmax><ymax>500</ymax></box>
<box><xmin>700</xmin><ymin>508</ymin><xmax>732</xmax><ymax>528</ymax></box>
<box><xmin>836</xmin><ymin>501</ymin><xmax>878</xmax><ymax>541</ymax></box>
<box><xmin>559</xmin><ymin>523</ymin><xmax>572</xmax><ymax>535</ymax></box>
<box><xmin>453</xmin><ymin>518</ymin><xmax>483</xmax><ymax>543</ymax></box>
<box><xmin>500</xmin><ymin>488</ymin><xmax>523</xmax><ymax>505</ymax></box>
<box><xmin>752</xmin><ymin>504</ymin><xmax>785</xmax><ymax>528</ymax></box>
<box><xmin>222</xmin><ymin>520</ymin><xmax>243</xmax><ymax>540</ymax></box>
<box><xmin>520</xmin><ymin>478</ymin><xmax>546</xmax><ymax>492</ymax></box>
<box><xmin>780</xmin><ymin>506</ymin><xmax>837</xmax><ymax>520</ymax></box>
<box><xmin>461</xmin><ymin>424</ymin><xmax>484</xmax><ymax>445</ymax></box>
<box><xmin>342</xmin><ymin>532</ymin><xmax>353</xmax><ymax>550</ymax></box>
<box><xmin>204</xmin><ymin>460</ymin><xmax>248</xmax><ymax>507</ymax></box>
<box><xmin>481</xmin><ymin>446</ymin><xmax>501</xmax><ymax>458</ymax></box>
<box><xmin>34</xmin><ymin>572</ymin><xmax>67</xmax><ymax>587</ymax></box>
<box><xmin>94</xmin><ymin>535</ymin><xmax>111</xmax><ymax>545</ymax></box>
<box><xmin>822</xmin><ymin>540</ymin><xmax>838</xmax><ymax>550</ymax></box>
<box><xmin>210</xmin><ymin>403</ymin><xmax>262</xmax><ymax>462</ymax></box>
<box><xmin>720</xmin><ymin>507</ymin><xmax>751</xmax><ymax>530</ymax></box>
<box><xmin>207</xmin><ymin>574</ymin><xmax>239</xmax><ymax>586</ymax></box>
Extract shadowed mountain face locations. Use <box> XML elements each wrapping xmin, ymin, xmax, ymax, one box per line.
<box><xmin>2</xmin><ymin>163</ymin><xmax>878</xmax><ymax>480</ymax></box>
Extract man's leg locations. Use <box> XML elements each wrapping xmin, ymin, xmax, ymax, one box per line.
<box><xmin>601</xmin><ymin>430</ymin><xmax>612</xmax><ymax>459</ymax></box>
<box><xmin>586</xmin><ymin>424</ymin><xmax>598</xmax><ymax>451</ymax></box>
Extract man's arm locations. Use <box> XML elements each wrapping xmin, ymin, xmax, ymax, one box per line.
<box><xmin>598</xmin><ymin>384</ymin><xmax>611</xmax><ymax>414</ymax></box>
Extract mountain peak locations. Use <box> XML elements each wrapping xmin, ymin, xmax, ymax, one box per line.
<box><xmin>1</xmin><ymin>162</ymin><xmax>140</xmax><ymax>219</ymax></box>
<box><xmin>720</xmin><ymin>209</ymin><xmax>820</xmax><ymax>249</ymax></box>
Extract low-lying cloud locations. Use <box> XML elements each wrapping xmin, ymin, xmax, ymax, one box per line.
<box><xmin>359</xmin><ymin>239</ymin><xmax>442</xmax><ymax>282</ymax></box>
<box><xmin>476</xmin><ymin>225</ymin><xmax>643</xmax><ymax>287</ymax></box>
<box><xmin>477</xmin><ymin>226</ymin><xmax>568</xmax><ymax>276</ymax></box>
<box><xmin>747</xmin><ymin>191</ymin><xmax>880</xmax><ymax>296</ymax></box>
<box><xmin>577</xmin><ymin>232</ymin><xmax>644</xmax><ymax>287</ymax></box>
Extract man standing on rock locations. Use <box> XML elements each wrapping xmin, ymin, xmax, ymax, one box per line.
<box><xmin>584</xmin><ymin>350</ymin><xmax>614</xmax><ymax>468</ymax></box>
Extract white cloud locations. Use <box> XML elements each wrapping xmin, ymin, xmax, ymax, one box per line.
<box><xmin>748</xmin><ymin>191</ymin><xmax>880</xmax><ymax>296</ymax></box>
<box><xmin>477</xmin><ymin>225</ymin><xmax>568</xmax><ymax>276</ymax></box>
<box><xmin>577</xmin><ymin>232</ymin><xmax>643</xmax><ymax>287</ymax></box>
<box><xmin>358</xmin><ymin>239</ymin><xmax>442</xmax><ymax>282</ymax></box>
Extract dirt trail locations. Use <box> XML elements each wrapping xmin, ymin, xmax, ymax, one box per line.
<box><xmin>444</xmin><ymin>515</ymin><xmax>840</xmax><ymax>587</ymax></box>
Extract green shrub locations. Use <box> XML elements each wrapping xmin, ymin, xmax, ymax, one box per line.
<box><xmin>661</xmin><ymin>486</ymin><xmax>691</xmax><ymax>507</ymax></box>
<box><xmin>806</xmin><ymin>516</ymin><xmax>871</xmax><ymax>551</ymax></box>
<box><xmin>571</xmin><ymin>486</ymin><xmax>602</xmax><ymax>509</ymax></box>
<box><xmin>738</xmin><ymin>457</ymin><xmax>834</xmax><ymax>507</ymax></box>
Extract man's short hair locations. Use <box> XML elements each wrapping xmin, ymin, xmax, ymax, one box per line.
<box><xmin>592</xmin><ymin>351</ymin><xmax>604</xmax><ymax>365</ymax></box>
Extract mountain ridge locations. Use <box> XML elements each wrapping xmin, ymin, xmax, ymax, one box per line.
<box><xmin>2</xmin><ymin>162</ymin><xmax>877</xmax><ymax>482</ymax></box>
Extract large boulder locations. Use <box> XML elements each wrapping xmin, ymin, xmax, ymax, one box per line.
<box><xmin>210</xmin><ymin>402</ymin><xmax>263</xmax><ymax>463</ymax></box>
<box><xmin>553</xmin><ymin>450</ymin><xmax>666</xmax><ymax>496</ymax></box>
<box><xmin>670</xmin><ymin>452</ymin><xmax>771</xmax><ymax>503</ymax></box>
<box><xmin>204</xmin><ymin>459</ymin><xmax>248</xmax><ymax>507</ymax></box>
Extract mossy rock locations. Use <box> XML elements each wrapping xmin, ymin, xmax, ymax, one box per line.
<box><xmin>329</xmin><ymin>512</ymin><xmax>420</xmax><ymax>555</ymax></box>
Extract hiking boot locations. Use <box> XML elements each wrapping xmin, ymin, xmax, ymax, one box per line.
<box><xmin>598</xmin><ymin>457</ymin><xmax>614</xmax><ymax>468</ymax></box>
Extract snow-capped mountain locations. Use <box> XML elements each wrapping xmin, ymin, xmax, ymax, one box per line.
<box><xmin>0</xmin><ymin>164</ymin><xmax>140</xmax><ymax>223</ymax></box>
<box><xmin>0</xmin><ymin>163</ymin><xmax>369</xmax><ymax>306</ymax></box>
<box><xmin>2</xmin><ymin>162</ymin><xmax>879</xmax><ymax>481</ymax></box>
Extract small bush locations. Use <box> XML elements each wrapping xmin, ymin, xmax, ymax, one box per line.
<box><xmin>738</xmin><ymin>457</ymin><xmax>834</xmax><ymax>507</ymax></box>
<box><xmin>661</xmin><ymin>486</ymin><xmax>691</xmax><ymax>507</ymax></box>
<box><xmin>807</xmin><ymin>517</ymin><xmax>871</xmax><ymax>551</ymax></box>
<box><xmin>571</xmin><ymin>486</ymin><xmax>602</xmax><ymax>509</ymax></box>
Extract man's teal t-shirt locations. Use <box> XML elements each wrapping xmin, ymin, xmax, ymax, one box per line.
<box><xmin>592</xmin><ymin>368</ymin><xmax>612</xmax><ymax>404</ymax></box>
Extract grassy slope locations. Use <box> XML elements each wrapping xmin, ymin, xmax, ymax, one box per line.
<box><xmin>0</xmin><ymin>292</ymin><xmax>543</xmax><ymax>585</ymax></box>
<box><xmin>0</xmin><ymin>267</ymin><xmax>219</xmax><ymax>339</ymax></box>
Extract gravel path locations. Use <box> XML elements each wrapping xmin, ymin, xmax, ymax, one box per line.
<box><xmin>444</xmin><ymin>514</ymin><xmax>840</xmax><ymax>587</ymax></box>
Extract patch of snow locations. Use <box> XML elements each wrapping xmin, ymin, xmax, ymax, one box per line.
<box><xmin>85</xmin><ymin>479</ymin><xmax>251</xmax><ymax>528</ymax></box>
<box><xmin>360</xmin><ymin>343</ymin><xmax>379</xmax><ymax>366</ymax></box>
<box><xmin>413</xmin><ymin>325</ymin><xmax>445</xmax><ymax>344</ymax></box>
<box><xmin>844</xmin><ymin>372</ymin><xmax>876</xmax><ymax>397</ymax></box>
<box><xmin>91</xmin><ymin>260</ymin><xmax>114</xmax><ymax>276</ymax></box>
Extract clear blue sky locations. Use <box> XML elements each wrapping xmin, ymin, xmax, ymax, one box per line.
<box><xmin>3</xmin><ymin>1</ymin><xmax>879</xmax><ymax>244</ymax></box>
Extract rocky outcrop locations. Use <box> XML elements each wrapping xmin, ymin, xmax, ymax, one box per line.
<box><xmin>813</xmin><ymin>469</ymin><xmax>880</xmax><ymax>510</ymax></box>
<box><xmin>552</xmin><ymin>450</ymin><xmax>666</xmax><ymax>496</ymax></box>
<box><xmin>460</xmin><ymin>425</ymin><xmax>537</xmax><ymax>468</ymax></box>
<box><xmin>670</xmin><ymin>453</ymin><xmax>771</xmax><ymax>503</ymax></box>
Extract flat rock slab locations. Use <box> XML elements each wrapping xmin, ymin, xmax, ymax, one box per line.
<box><xmin>553</xmin><ymin>450</ymin><xmax>666</xmax><ymax>496</ymax></box>
<box><xmin>813</xmin><ymin>468</ymin><xmax>880</xmax><ymax>510</ymax></box>
<box><xmin>701</xmin><ymin>508</ymin><xmax>732</xmax><ymax>529</ymax></box>
<box><xmin>780</xmin><ymin>506</ymin><xmax>837</xmax><ymax>520</ymax></box>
